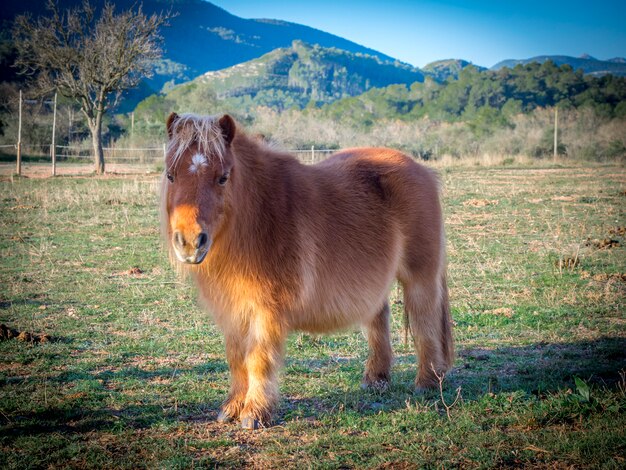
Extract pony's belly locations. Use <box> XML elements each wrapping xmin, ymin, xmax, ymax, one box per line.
<box><xmin>290</xmin><ymin>310</ymin><xmax>370</xmax><ymax>334</ymax></box>
<box><xmin>289</xmin><ymin>281</ymin><xmax>390</xmax><ymax>333</ymax></box>
<box><xmin>289</xmin><ymin>228</ymin><xmax>403</xmax><ymax>333</ymax></box>
<box><xmin>290</xmin><ymin>308</ymin><xmax>365</xmax><ymax>333</ymax></box>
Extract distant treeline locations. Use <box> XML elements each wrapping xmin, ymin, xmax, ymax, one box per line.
<box><xmin>2</xmin><ymin>55</ymin><xmax>625</xmax><ymax>162</ymax></box>
<box><xmin>320</xmin><ymin>61</ymin><xmax>626</xmax><ymax>133</ymax></box>
<box><xmin>131</xmin><ymin>59</ymin><xmax>626</xmax><ymax>142</ymax></box>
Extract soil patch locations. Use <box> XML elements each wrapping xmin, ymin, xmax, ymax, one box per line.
<box><xmin>484</xmin><ymin>307</ymin><xmax>515</xmax><ymax>318</ymax></box>
<box><xmin>462</xmin><ymin>198</ymin><xmax>499</xmax><ymax>207</ymax></box>
<box><xmin>127</xmin><ymin>266</ymin><xmax>144</xmax><ymax>276</ymax></box>
<box><xmin>555</xmin><ymin>256</ymin><xmax>580</xmax><ymax>270</ymax></box>
<box><xmin>0</xmin><ymin>323</ymin><xmax>52</xmax><ymax>343</ymax></box>
<box><xmin>585</xmin><ymin>238</ymin><xmax>620</xmax><ymax>249</ymax></box>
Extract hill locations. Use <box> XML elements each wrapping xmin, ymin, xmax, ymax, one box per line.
<box><xmin>422</xmin><ymin>59</ymin><xmax>485</xmax><ymax>81</ymax></box>
<box><xmin>491</xmin><ymin>55</ymin><xmax>626</xmax><ymax>77</ymax></box>
<box><xmin>133</xmin><ymin>41</ymin><xmax>424</xmax><ymax>129</ymax></box>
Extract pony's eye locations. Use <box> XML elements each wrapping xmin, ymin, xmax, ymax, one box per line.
<box><xmin>166</xmin><ymin>172</ymin><xmax>174</xmax><ymax>183</ymax></box>
<box><xmin>218</xmin><ymin>173</ymin><xmax>229</xmax><ymax>186</ymax></box>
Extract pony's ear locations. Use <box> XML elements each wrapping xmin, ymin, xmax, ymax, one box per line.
<box><xmin>218</xmin><ymin>114</ymin><xmax>236</xmax><ymax>145</ymax></box>
<box><xmin>166</xmin><ymin>112</ymin><xmax>179</xmax><ymax>139</ymax></box>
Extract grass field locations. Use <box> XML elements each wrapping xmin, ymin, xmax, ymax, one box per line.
<box><xmin>1</xmin><ymin>164</ymin><xmax>624</xmax><ymax>468</ymax></box>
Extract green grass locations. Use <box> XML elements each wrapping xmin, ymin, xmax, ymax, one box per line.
<box><xmin>1</xmin><ymin>165</ymin><xmax>625</xmax><ymax>468</ymax></box>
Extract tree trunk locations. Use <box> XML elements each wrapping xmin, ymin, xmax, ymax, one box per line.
<box><xmin>90</xmin><ymin>112</ymin><xmax>105</xmax><ymax>174</ymax></box>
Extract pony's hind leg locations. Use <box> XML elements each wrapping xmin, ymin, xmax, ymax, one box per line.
<box><xmin>362</xmin><ymin>301</ymin><xmax>393</xmax><ymax>390</ymax></box>
<box><xmin>402</xmin><ymin>276</ymin><xmax>454</xmax><ymax>390</ymax></box>
<box><xmin>218</xmin><ymin>333</ymin><xmax>249</xmax><ymax>423</ymax></box>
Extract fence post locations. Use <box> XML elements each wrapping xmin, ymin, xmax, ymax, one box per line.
<box><xmin>16</xmin><ymin>90</ymin><xmax>22</xmax><ymax>175</ymax></box>
<box><xmin>311</xmin><ymin>145</ymin><xmax>314</xmax><ymax>163</ymax></box>
<box><xmin>163</xmin><ymin>143</ymin><xmax>166</xmax><ymax>161</ymax></box>
<box><xmin>51</xmin><ymin>92</ymin><xmax>57</xmax><ymax>176</ymax></box>
<box><xmin>553</xmin><ymin>107</ymin><xmax>558</xmax><ymax>162</ymax></box>
<box><xmin>68</xmin><ymin>108</ymin><xmax>72</xmax><ymax>142</ymax></box>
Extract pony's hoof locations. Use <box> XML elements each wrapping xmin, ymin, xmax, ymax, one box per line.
<box><xmin>217</xmin><ymin>410</ymin><xmax>235</xmax><ymax>423</ymax></box>
<box><xmin>361</xmin><ymin>379</ymin><xmax>389</xmax><ymax>392</ymax></box>
<box><xmin>240</xmin><ymin>417</ymin><xmax>261</xmax><ymax>430</ymax></box>
<box><xmin>414</xmin><ymin>381</ymin><xmax>437</xmax><ymax>395</ymax></box>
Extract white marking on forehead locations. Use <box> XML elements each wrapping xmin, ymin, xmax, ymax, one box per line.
<box><xmin>189</xmin><ymin>153</ymin><xmax>208</xmax><ymax>174</ymax></box>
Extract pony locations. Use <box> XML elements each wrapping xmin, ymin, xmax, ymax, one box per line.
<box><xmin>160</xmin><ymin>112</ymin><xmax>454</xmax><ymax>429</ymax></box>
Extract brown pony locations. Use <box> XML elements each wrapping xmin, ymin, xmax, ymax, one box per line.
<box><xmin>161</xmin><ymin>112</ymin><xmax>454</xmax><ymax>429</ymax></box>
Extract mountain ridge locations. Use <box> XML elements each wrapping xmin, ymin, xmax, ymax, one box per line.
<box><xmin>1</xmin><ymin>0</ymin><xmax>411</xmax><ymax>111</ymax></box>
<box><xmin>491</xmin><ymin>55</ymin><xmax>626</xmax><ymax>77</ymax></box>
<box><xmin>0</xmin><ymin>0</ymin><xmax>397</xmax><ymax>88</ymax></box>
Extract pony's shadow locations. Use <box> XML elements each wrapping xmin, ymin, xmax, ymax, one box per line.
<box><xmin>0</xmin><ymin>362</ymin><xmax>227</xmax><ymax>442</ymax></box>
<box><xmin>277</xmin><ymin>335</ymin><xmax>626</xmax><ymax>421</ymax></box>
<box><xmin>1</xmin><ymin>336</ymin><xmax>623</xmax><ymax>436</ymax></box>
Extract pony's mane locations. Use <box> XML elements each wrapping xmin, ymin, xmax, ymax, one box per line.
<box><xmin>167</xmin><ymin>113</ymin><xmax>226</xmax><ymax>171</ymax></box>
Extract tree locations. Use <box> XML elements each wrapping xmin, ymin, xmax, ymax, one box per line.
<box><xmin>13</xmin><ymin>1</ymin><xmax>170</xmax><ymax>174</ymax></box>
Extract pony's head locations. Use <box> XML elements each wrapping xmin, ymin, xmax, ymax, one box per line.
<box><xmin>161</xmin><ymin>112</ymin><xmax>236</xmax><ymax>265</ymax></box>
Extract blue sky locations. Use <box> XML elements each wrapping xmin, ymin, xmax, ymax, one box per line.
<box><xmin>210</xmin><ymin>0</ymin><xmax>626</xmax><ymax>68</ymax></box>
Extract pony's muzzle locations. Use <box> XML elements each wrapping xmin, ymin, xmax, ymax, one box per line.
<box><xmin>172</xmin><ymin>230</ymin><xmax>211</xmax><ymax>264</ymax></box>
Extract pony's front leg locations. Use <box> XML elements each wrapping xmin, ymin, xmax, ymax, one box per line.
<box><xmin>218</xmin><ymin>332</ymin><xmax>249</xmax><ymax>423</ymax></box>
<box><xmin>240</xmin><ymin>317</ymin><xmax>285</xmax><ymax>429</ymax></box>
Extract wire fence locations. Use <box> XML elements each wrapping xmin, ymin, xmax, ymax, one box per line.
<box><xmin>54</xmin><ymin>144</ymin><xmax>167</xmax><ymax>164</ymax></box>
<box><xmin>0</xmin><ymin>143</ymin><xmax>164</xmax><ymax>162</ymax></box>
<box><xmin>0</xmin><ymin>142</ymin><xmax>339</xmax><ymax>176</ymax></box>
<box><xmin>284</xmin><ymin>147</ymin><xmax>336</xmax><ymax>164</ymax></box>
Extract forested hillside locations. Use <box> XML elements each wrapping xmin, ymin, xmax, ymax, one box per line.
<box><xmin>422</xmin><ymin>59</ymin><xmax>484</xmax><ymax>82</ymax></box>
<box><xmin>321</xmin><ymin>61</ymin><xmax>626</xmax><ymax>130</ymax></box>
<box><xmin>135</xmin><ymin>58</ymin><xmax>626</xmax><ymax>136</ymax></box>
<box><xmin>127</xmin><ymin>56</ymin><xmax>625</xmax><ymax>162</ymax></box>
<box><xmin>132</xmin><ymin>41</ymin><xmax>424</xmax><ymax>135</ymax></box>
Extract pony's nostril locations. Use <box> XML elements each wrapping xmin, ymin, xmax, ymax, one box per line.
<box><xmin>173</xmin><ymin>231</ymin><xmax>185</xmax><ymax>249</ymax></box>
<box><xmin>196</xmin><ymin>232</ymin><xmax>208</xmax><ymax>249</ymax></box>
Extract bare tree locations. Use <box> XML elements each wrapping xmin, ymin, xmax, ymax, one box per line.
<box><xmin>13</xmin><ymin>1</ymin><xmax>170</xmax><ymax>174</ymax></box>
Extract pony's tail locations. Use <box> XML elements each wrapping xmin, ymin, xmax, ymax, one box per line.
<box><xmin>440</xmin><ymin>274</ymin><xmax>455</xmax><ymax>369</ymax></box>
<box><xmin>401</xmin><ymin>272</ymin><xmax>454</xmax><ymax>370</ymax></box>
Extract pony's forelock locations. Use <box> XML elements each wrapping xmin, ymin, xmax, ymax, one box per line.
<box><xmin>166</xmin><ymin>113</ymin><xmax>226</xmax><ymax>171</ymax></box>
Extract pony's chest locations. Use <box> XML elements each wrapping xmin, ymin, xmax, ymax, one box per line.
<box><xmin>195</xmin><ymin>268</ymin><xmax>278</xmax><ymax>323</ymax></box>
